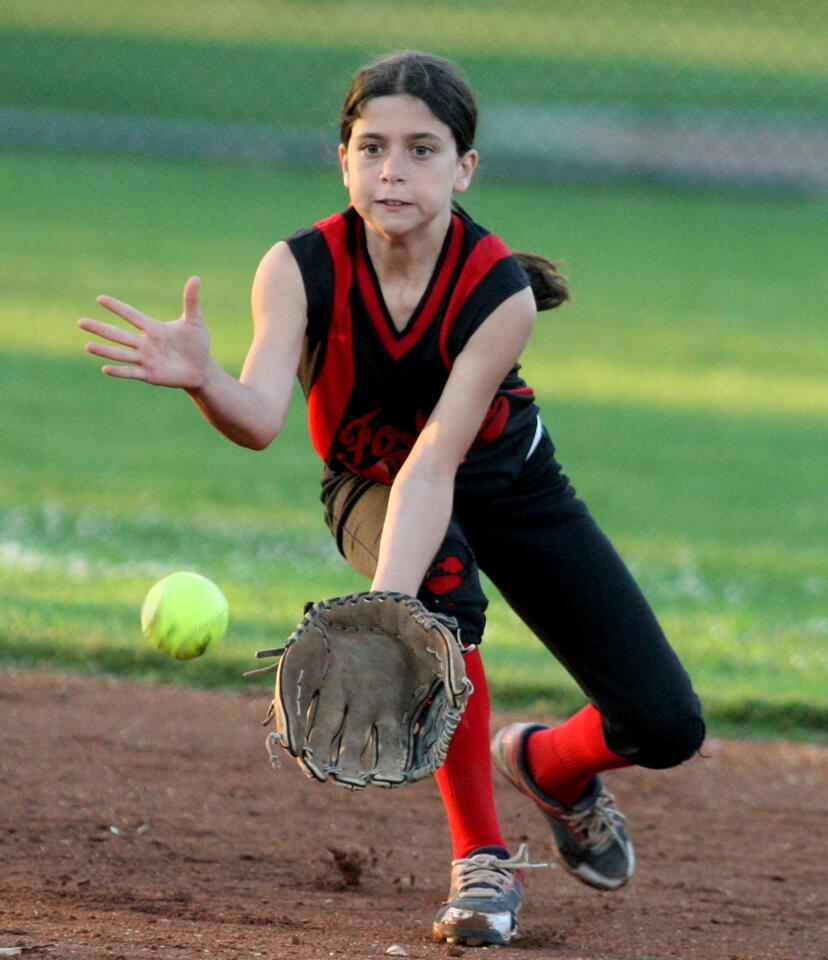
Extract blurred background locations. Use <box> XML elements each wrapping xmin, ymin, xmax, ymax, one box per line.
<box><xmin>2</xmin><ymin>0</ymin><xmax>827</xmax><ymax>190</ymax></box>
<box><xmin>1</xmin><ymin>1</ymin><xmax>826</xmax><ymax>738</ymax></box>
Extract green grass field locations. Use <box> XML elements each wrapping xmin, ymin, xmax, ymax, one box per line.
<box><xmin>1</xmin><ymin>147</ymin><xmax>826</xmax><ymax>739</ymax></box>
<box><xmin>2</xmin><ymin>0</ymin><xmax>827</xmax><ymax>128</ymax></box>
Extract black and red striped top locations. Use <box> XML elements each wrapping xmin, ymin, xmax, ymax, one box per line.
<box><xmin>286</xmin><ymin>205</ymin><xmax>539</xmax><ymax>487</ymax></box>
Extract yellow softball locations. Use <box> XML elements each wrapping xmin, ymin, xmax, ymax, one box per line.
<box><xmin>141</xmin><ymin>571</ymin><xmax>229</xmax><ymax>660</ymax></box>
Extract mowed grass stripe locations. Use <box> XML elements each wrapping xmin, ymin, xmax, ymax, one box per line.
<box><xmin>2</xmin><ymin>0</ymin><xmax>826</xmax><ymax>72</ymax></box>
<box><xmin>2</xmin><ymin>3</ymin><xmax>827</xmax><ymax>126</ymax></box>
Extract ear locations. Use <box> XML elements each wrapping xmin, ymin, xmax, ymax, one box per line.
<box><xmin>453</xmin><ymin>149</ymin><xmax>478</xmax><ymax>195</ymax></box>
<box><xmin>338</xmin><ymin>143</ymin><xmax>350</xmax><ymax>188</ymax></box>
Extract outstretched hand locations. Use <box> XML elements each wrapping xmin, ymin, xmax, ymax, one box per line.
<box><xmin>79</xmin><ymin>276</ymin><xmax>212</xmax><ymax>389</ymax></box>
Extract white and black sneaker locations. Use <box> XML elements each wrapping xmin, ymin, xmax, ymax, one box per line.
<box><xmin>432</xmin><ymin>843</ymin><xmax>545</xmax><ymax>946</ymax></box>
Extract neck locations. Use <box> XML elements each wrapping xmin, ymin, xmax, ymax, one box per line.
<box><xmin>363</xmin><ymin>208</ymin><xmax>453</xmax><ymax>281</ymax></box>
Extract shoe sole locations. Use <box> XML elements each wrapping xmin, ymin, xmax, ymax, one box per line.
<box><xmin>491</xmin><ymin>723</ymin><xmax>633</xmax><ymax>892</ymax></box>
<box><xmin>432</xmin><ymin>911</ymin><xmax>517</xmax><ymax>946</ymax></box>
<box><xmin>571</xmin><ymin>844</ymin><xmax>635</xmax><ymax>890</ymax></box>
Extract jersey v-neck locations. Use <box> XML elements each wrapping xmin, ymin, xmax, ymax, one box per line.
<box><xmin>354</xmin><ymin>213</ymin><xmax>464</xmax><ymax>361</ymax></box>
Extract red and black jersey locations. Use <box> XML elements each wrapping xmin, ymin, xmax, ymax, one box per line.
<box><xmin>286</xmin><ymin>205</ymin><xmax>539</xmax><ymax>488</ymax></box>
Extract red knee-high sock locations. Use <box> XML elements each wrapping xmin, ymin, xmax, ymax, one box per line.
<box><xmin>525</xmin><ymin>704</ymin><xmax>633</xmax><ymax>808</ymax></box>
<box><xmin>435</xmin><ymin>647</ymin><xmax>507</xmax><ymax>860</ymax></box>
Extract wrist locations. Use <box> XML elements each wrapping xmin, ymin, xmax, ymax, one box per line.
<box><xmin>370</xmin><ymin>572</ymin><xmax>422</xmax><ymax>596</ymax></box>
<box><xmin>186</xmin><ymin>354</ymin><xmax>220</xmax><ymax>395</ymax></box>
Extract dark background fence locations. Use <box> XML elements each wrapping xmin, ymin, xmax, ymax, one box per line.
<box><xmin>2</xmin><ymin>1</ymin><xmax>827</xmax><ymax>191</ymax></box>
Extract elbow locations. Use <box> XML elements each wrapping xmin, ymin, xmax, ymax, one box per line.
<box><xmin>244</xmin><ymin>428</ymin><xmax>279</xmax><ymax>451</ymax></box>
<box><xmin>236</xmin><ymin>421</ymin><xmax>281</xmax><ymax>451</ymax></box>
<box><xmin>246</xmin><ymin>403</ymin><xmax>288</xmax><ymax>450</ymax></box>
<box><xmin>240</xmin><ymin>436</ymin><xmax>271</xmax><ymax>451</ymax></box>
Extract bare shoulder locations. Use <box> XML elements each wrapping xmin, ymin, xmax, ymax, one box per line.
<box><xmin>462</xmin><ymin>286</ymin><xmax>536</xmax><ymax>361</ymax></box>
<box><xmin>256</xmin><ymin>238</ymin><xmax>300</xmax><ymax>275</ymax></box>
<box><xmin>252</xmin><ymin>241</ymin><xmax>307</xmax><ymax>323</ymax></box>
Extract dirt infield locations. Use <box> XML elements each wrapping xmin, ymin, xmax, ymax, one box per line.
<box><xmin>1</xmin><ymin>670</ymin><xmax>825</xmax><ymax>960</ymax></box>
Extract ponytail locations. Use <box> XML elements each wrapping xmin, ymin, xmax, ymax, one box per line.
<box><xmin>513</xmin><ymin>252</ymin><xmax>569</xmax><ymax>312</ymax></box>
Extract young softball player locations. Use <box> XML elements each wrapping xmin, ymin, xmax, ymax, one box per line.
<box><xmin>79</xmin><ymin>50</ymin><xmax>705</xmax><ymax>947</ymax></box>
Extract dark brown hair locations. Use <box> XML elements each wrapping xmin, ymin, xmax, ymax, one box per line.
<box><xmin>341</xmin><ymin>50</ymin><xmax>477</xmax><ymax>154</ymax></box>
<box><xmin>341</xmin><ymin>50</ymin><xmax>569</xmax><ymax>311</ymax></box>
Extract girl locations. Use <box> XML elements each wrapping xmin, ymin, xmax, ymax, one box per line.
<box><xmin>79</xmin><ymin>50</ymin><xmax>704</xmax><ymax>948</ymax></box>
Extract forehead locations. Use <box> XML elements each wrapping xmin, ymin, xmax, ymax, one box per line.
<box><xmin>352</xmin><ymin>94</ymin><xmax>451</xmax><ymax>139</ymax></box>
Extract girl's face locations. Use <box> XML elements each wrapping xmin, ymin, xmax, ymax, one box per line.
<box><xmin>339</xmin><ymin>94</ymin><xmax>478</xmax><ymax>242</ymax></box>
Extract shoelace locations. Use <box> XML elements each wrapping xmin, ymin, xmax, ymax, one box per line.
<box><xmin>561</xmin><ymin>789</ymin><xmax>627</xmax><ymax>851</ymax></box>
<box><xmin>450</xmin><ymin>843</ymin><xmax>547</xmax><ymax>899</ymax></box>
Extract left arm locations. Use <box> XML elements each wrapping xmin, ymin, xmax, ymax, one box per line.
<box><xmin>371</xmin><ymin>287</ymin><xmax>536</xmax><ymax>595</ymax></box>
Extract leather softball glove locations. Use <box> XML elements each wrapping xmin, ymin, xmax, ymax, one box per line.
<box><xmin>249</xmin><ymin>591</ymin><xmax>473</xmax><ymax>790</ymax></box>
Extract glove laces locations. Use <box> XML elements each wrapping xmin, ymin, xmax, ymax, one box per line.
<box><xmin>450</xmin><ymin>843</ymin><xmax>546</xmax><ymax>898</ymax></box>
<box><xmin>561</xmin><ymin>788</ymin><xmax>627</xmax><ymax>851</ymax></box>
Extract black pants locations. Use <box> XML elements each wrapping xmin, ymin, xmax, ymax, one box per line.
<box><xmin>321</xmin><ymin>430</ymin><xmax>705</xmax><ymax>770</ymax></box>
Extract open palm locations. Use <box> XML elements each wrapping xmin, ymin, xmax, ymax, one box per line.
<box><xmin>79</xmin><ymin>276</ymin><xmax>211</xmax><ymax>388</ymax></box>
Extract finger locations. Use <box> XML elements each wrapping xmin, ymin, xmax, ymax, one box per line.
<box><xmin>305</xmin><ymin>691</ymin><xmax>348</xmax><ymax>771</ymax></box>
<box><xmin>78</xmin><ymin>316</ymin><xmax>142</xmax><ymax>347</ymax></box>
<box><xmin>333</xmin><ymin>700</ymin><xmax>382</xmax><ymax>786</ymax></box>
<box><xmin>182</xmin><ymin>276</ymin><xmax>201</xmax><ymax>322</ymax></box>
<box><xmin>371</xmin><ymin>718</ymin><xmax>407</xmax><ymax>785</ymax></box>
<box><xmin>101</xmin><ymin>363</ymin><xmax>148</xmax><ymax>381</ymax></box>
<box><xmin>96</xmin><ymin>295</ymin><xmax>151</xmax><ymax>331</ymax></box>
<box><xmin>86</xmin><ymin>341</ymin><xmax>138</xmax><ymax>364</ymax></box>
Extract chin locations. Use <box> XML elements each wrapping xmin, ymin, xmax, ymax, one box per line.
<box><xmin>367</xmin><ymin>214</ymin><xmax>421</xmax><ymax>240</ymax></box>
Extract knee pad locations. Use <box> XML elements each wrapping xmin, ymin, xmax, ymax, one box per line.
<box><xmin>605</xmin><ymin>712</ymin><xmax>706</xmax><ymax>770</ymax></box>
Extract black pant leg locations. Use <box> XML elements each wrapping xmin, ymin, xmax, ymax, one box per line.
<box><xmin>457</xmin><ymin>437</ymin><xmax>705</xmax><ymax>769</ymax></box>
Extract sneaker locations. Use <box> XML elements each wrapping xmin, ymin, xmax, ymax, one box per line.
<box><xmin>491</xmin><ymin>722</ymin><xmax>635</xmax><ymax>891</ymax></box>
<box><xmin>432</xmin><ymin>843</ymin><xmax>545</xmax><ymax>946</ymax></box>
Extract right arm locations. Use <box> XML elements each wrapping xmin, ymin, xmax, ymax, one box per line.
<box><xmin>78</xmin><ymin>241</ymin><xmax>307</xmax><ymax>450</ymax></box>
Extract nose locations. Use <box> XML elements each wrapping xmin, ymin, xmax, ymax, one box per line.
<box><xmin>380</xmin><ymin>149</ymin><xmax>406</xmax><ymax>183</ymax></box>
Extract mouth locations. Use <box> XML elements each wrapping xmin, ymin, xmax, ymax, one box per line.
<box><xmin>377</xmin><ymin>199</ymin><xmax>412</xmax><ymax>208</ymax></box>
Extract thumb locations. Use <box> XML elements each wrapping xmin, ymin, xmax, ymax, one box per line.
<box><xmin>182</xmin><ymin>275</ymin><xmax>202</xmax><ymax>322</ymax></box>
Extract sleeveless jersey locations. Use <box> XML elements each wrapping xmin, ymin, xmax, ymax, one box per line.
<box><xmin>286</xmin><ymin>205</ymin><xmax>539</xmax><ymax>488</ymax></box>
